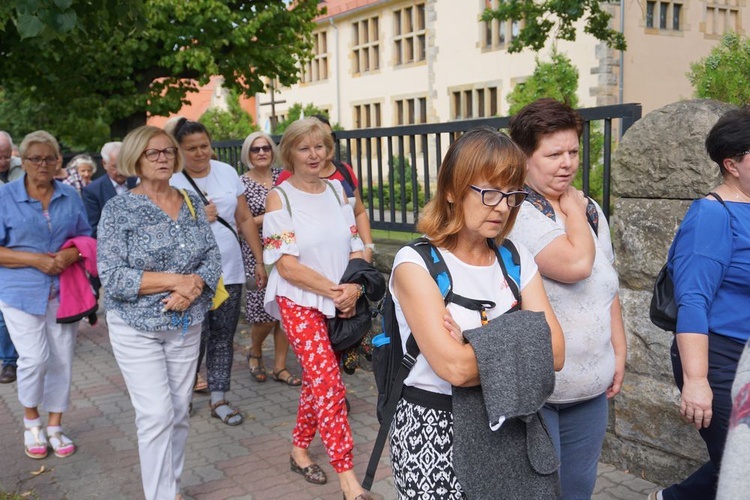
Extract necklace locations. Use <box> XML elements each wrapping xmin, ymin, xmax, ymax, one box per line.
<box><xmin>249</xmin><ymin>170</ymin><xmax>273</xmax><ymax>188</ymax></box>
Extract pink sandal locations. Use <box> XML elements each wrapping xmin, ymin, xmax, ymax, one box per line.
<box><xmin>24</xmin><ymin>426</ymin><xmax>48</xmax><ymax>460</ymax></box>
<box><xmin>48</xmin><ymin>430</ymin><xmax>76</xmax><ymax>458</ymax></box>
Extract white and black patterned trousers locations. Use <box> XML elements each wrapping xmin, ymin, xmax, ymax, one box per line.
<box><xmin>389</xmin><ymin>393</ymin><xmax>466</xmax><ymax>499</ymax></box>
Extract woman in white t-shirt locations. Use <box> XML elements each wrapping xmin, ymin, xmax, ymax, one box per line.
<box><xmin>262</xmin><ymin>118</ymin><xmax>371</xmax><ymax>500</ymax></box>
<box><xmin>389</xmin><ymin>127</ymin><xmax>565</xmax><ymax>499</ymax></box>
<box><xmin>169</xmin><ymin>119</ymin><xmax>266</xmax><ymax>426</ymax></box>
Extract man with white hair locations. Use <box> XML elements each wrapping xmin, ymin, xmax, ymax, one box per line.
<box><xmin>0</xmin><ymin>131</ymin><xmax>23</xmax><ymax>185</ymax></box>
<box><xmin>0</xmin><ymin>131</ymin><xmax>19</xmax><ymax>383</ymax></box>
<box><xmin>82</xmin><ymin>141</ymin><xmax>137</xmax><ymax>238</ymax></box>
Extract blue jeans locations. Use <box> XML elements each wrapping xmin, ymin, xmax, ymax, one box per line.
<box><xmin>541</xmin><ymin>392</ymin><xmax>609</xmax><ymax>500</ymax></box>
<box><xmin>0</xmin><ymin>310</ymin><xmax>18</xmax><ymax>367</ymax></box>
<box><xmin>663</xmin><ymin>334</ymin><xmax>743</xmax><ymax>500</ymax></box>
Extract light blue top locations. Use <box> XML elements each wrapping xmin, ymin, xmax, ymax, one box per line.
<box><xmin>97</xmin><ymin>190</ymin><xmax>221</xmax><ymax>332</ymax></box>
<box><xmin>669</xmin><ymin>198</ymin><xmax>750</xmax><ymax>342</ymax></box>
<box><xmin>0</xmin><ymin>175</ymin><xmax>91</xmax><ymax>315</ymax></box>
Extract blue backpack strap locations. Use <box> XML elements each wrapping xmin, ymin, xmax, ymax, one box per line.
<box><xmin>491</xmin><ymin>238</ymin><xmax>522</xmax><ymax>312</ymax></box>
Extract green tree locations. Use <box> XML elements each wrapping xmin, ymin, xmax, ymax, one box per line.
<box><xmin>200</xmin><ymin>90</ymin><xmax>258</xmax><ymax>141</ymax></box>
<box><xmin>274</xmin><ymin>103</ymin><xmax>332</xmax><ymax>134</ymax></box>
<box><xmin>0</xmin><ymin>0</ymin><xmax>320</xmax><ymax>143</ymax></box>
<box><xmin>482</xmin><ymin>0</ymin><xmax>626</xmax><ymax>53</ymax></box>
<box><xmin>688</xmin><ymin>31</ymin><xmax>750</xmax><ymax>105</ymax></box>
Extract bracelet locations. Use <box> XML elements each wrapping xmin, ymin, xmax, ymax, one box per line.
<box><xmin>356</xmin><ymin>283</ymin><xmax>365</xmax><ymax>299</ymax></box>
<box><xmin>364</xmin><ymin>243</ymin><xmax>376</xmax><ymax>251</ymax></box>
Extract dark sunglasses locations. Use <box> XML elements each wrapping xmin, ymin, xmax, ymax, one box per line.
<box><xmin>250</xmin><ymin>146</ymin><xmax>272</xmax><ymax>154</ymax></box>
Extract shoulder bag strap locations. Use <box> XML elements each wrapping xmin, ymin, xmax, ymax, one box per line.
<box><xmin>179</xmin><ymin>189</ymin><xmax>196</xmax><ymax>219</ymax></box>
<box><xmin>323</xmin><ymin>179</ymin><xmax>344</xmax><ymax>206</ymax></box>
<box><xmin>182</xmin><ymin>171</ymin><xmax>240</xmax><ymax>244</ymax></box>
<box><xmin>272</xmin><ymin>186</ymin><xmax>293</xmax><ymax>217</ymax></box>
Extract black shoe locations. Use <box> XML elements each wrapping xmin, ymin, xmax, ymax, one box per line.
<box><xmin>0</xmin><ymin>364</ymin><xmax>16</xmax><ymax>384</ymax></box>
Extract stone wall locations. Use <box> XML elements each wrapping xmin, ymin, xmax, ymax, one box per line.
<box><xmin>603</xmin><ymin>99</ymin><xmax>734</xmax><ymax>484</ymax></box>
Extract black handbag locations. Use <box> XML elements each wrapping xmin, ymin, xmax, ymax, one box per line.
<box><xmin>649</xmin><ymin>192</ymin><xmax>728</xmax><ymax>332</ymax></box>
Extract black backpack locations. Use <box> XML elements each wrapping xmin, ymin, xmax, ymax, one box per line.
<box><xmin>362</xmin><ymin>237</ymin><xmax>522</xmax><ymax>491</ymax></box>
<box><xmin>649</xmin><ymin>192</ymin><xmax>729</xmax><ymax>332</ymax></box>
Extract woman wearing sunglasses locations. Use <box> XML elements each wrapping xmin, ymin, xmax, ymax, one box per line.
<box><xmin>508</xmin><ymin>98</ymin><xmax>627</xmax><ymax>500</ymax></box>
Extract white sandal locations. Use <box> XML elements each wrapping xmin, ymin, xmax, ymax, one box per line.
<box><xmin>48</xmin><ymin>430</ymin><xmax>76</xmax><ymax>458</ymax></box>
<box><xmin>24</xmin><ymin>426</ymin><xmax>48</xmax><ymax>459</ymax></box>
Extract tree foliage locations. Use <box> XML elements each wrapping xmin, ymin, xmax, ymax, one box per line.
<box><xmin>274</xmin><ymin>103</ymin><xmax>332</xmax><ymax>134</ymax></box>
<box><xmin>688</xmin><ymin>31</ymin><xmax>750</xmax><ymax>106</ymax></box>
<box><xmin>0</xmin><ymin>0</ymin><xmax>320</xmax><ymax>146</ymax></box>
<box><xmin>482</xmin><ymin>0</ymin><xmax>626</xmax><ymax>53</ymax></box>
<box><xmin>200</xmin><ymin>90</ymin><xmax>258</xmax><ymax>141</ymax></box>
<box><xmin>507</xmin><ymin>50</ymin><xmax>579</xmax><ymax>115</ymax></box>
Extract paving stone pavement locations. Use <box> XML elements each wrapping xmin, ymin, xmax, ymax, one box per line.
<box><xmin>0</xmin><ymin>317</ymin><xmax>661</xmax><ymax>499</ymax></box>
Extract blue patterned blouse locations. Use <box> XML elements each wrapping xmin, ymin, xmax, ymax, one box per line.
<box><xmin>97</xmin><ymin>190</ymin><xmax>221</xmax><ymax>332</ymax></box>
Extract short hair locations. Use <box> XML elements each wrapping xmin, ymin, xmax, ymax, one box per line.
<box><xmin>311</xmin><ymin>114</ymin><xmax>331</xmax><ymax>127</ymax></box>
<box><xmin>278</xmin><ymin>118</ymin><xmax>333</xmax><ymax>173</ymax></box>
<box><xmin>19</xmin><ymin>130</ymin><xmax>60</xmax><ymax>158</ymax></box>
<box><xmin>705</xmin><ymin>107</ymin><xmax>750</xmax><ymax>174</ymax></box>
<box><xmin>241</xmin><ymin>131</ymin><xmax>279</xmax><ymax>170</ymax></box>
<box><xmin>100</xmin><ymin>141</ymin><xmax>122</xmax><ymax>166</ymax></box>
<box><xmin>67</xmin><ymin>154</ymin><xmax>97</xmax><ymax>174</ymax></box>
<box><xmin>417</xmin><ymin>127</ymin><xmax>527</xmax><ymax>249</ymax></box>
<box><xmin>509</xmin><ymin>98</ymin><xmax>583</xmax><ymax>157</ymax></box>
<box><xmin>119</xmin><ymin>126</ymin><xmax>183</xmax><ymax>177</ymax></box>
<box><xmin>170</xmin><ymin>117</ymin><xmax>211</xmax><ymax>145</ymax></box>
<box><xmin>0</xmin><ymin>131</ymin><xmax>14</xmax><ymax>148</ymax></box>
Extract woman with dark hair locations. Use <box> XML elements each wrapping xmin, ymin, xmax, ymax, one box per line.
<box><xmin>648</xmin><ymin>108</ymin><xmax>750</xmax><ymax>500</ymax></box>
<box><xmin>508</xmin><ymin>98</ymin><xmax>626</xmax><ymax>499</ymax></box>
<box><xmin>263</xmin><ymin>118</ymin><xmax>371</xmax><ymax>500</ymax></box>
<box><xmin>388</xmin><ymin>127</ymin><xmax>564</xmax><ymax>498</ymax></box>
<box><xmin>169</xmin><ymin>118</ymin><xmax>266</xmax><ymax>426</ymax></box>
<box><xmin>239</xmin><ymin>131</ymin><xmax>299</xmax><ymax>386</ymax></box>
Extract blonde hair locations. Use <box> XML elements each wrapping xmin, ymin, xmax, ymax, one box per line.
<box><xmin>118</xmin><ymin>126</ymin><xmax>183</xmax><ymax>177</ymax></box>
<box><xmin>278</xmin><ymin>118</ymin><xmax>333</xmax><ymax>173</ymax></box>
<box><xmin>241</xmin><ymin>131</ymin><xmax>279</xmax><ymax>169</ymax></box>
<box><xmin>19</xmin><ymin>130</ymin><xmax>60</xmax><ymax>158</ymax></box>
<box><xmin>418</xmin><ymin>127</ymin><xmax>527</xmax><ymax>249</ymax></box>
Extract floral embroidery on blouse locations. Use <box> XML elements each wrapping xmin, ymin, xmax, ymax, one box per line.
<box><xmin>349</xmin><ymin>225</ymin><xmax>360</xmax><ymax>240</ymax></box>
<box><xmin>263</xmin><ymin>230</ymin><xmax>296</xmax><ymax>250</ymax></box>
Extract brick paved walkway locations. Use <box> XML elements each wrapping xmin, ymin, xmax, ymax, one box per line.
<box><xmin>0</xmin><ymin>317</ymin><xmax>660</xmax><ymax>499</ymax></box>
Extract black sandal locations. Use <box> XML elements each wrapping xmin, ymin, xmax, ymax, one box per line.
<box><xmin>247</xmin><ymin>354</ymin><xmax>267</xmax><ymax>382</ymax></box>
<box><xmin>272</xmin><ymin>368</ymin><xmax>301</xmax><ymax>386</ymax></box>
<box><xmin>290</xmin><ymin>456</ymin><xmax>327</xmax><ymax>485</ymax></box>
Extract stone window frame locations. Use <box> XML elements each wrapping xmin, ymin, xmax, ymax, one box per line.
<box><xmin>449</xmin><ymin>82</ymin><xmax>501</xmax><ymax>120</ymax></box>
<box><xmin>352</xmin><ymin>101</ymin><xmax>383</xmax><ymax>129</ymax></box>
<box><xmin>643</xmin><ymin>0</ymin><xmax>687</xmax><ymax>37</ymax></box>
<box><xmin>700</xmin><ymin>0</ymin><xmax>743</xmax><ymax>39</ymax></box>
<box><xmin>393</xmin><ymin>2</ymin><xmax>427</xmax><ymax>67</ymax></box>
<box><xmin>301</xmin><ymin>30</ymin><xmax>329</xmax><ymax>84</ymax></box>
<box><xmin>352</xmin><ymin>15</ymin><xmax>381</xmax><ymax>76</ymax></box>
<box><xmin>479</xmin><ymin>0</ymin><xmax>525</xmax><ymax>52</ymax></box>
<box><xmin>393</xmin><ymin>94</ymin><xmax>428</xmax><ymax>126</ymax></box>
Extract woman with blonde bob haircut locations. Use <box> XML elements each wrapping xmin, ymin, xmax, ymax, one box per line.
<box><xmin>387</xmin><ymin>127</ymin><xmax>565</xmax><ymax>498</ymax></box>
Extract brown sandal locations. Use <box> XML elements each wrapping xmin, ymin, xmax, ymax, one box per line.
<box><xmin>247</xmin><ymin>354</ymin><xmax>267</xmax><ymax>382</ymax></box>
<box><xmin>209</xmin><ymin>400</ymin><xmax>243</xmax><ymax>426</ymax></box>
<box><xmin>272</xmin><ymin>368</ymin><xmax>301</xmax><ymax>386</ymax></box>
<box><xmin>290</xmin><ymin>456</ymin><xmax>327</xmax><ymax>485</ymax></box>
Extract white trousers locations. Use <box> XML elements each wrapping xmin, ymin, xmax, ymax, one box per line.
<box><xmin>0</xmin><ymin>299</ymin><xmax>77</xmax><ymax>412</ymax></box>
<box><xmin>107</xmin><ymin>311</ymin><xmax>200</xmax><ymax>500</ymax></box>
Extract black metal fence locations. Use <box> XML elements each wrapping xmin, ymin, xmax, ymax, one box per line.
<box><xmin>214</xmin><ymin>103</ymin><xmax>642</xmax><ymax>233</ymax></box>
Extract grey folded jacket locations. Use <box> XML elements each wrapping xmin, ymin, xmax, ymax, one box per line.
<box><xmin>453</xmin><ymin>310</ymin><xmax>560</xmax><ymax>500</ymax></box>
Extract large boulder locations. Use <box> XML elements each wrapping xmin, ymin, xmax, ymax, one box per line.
<box><xmin>612</xmin><ymin>100</ymin><xmax>733</xmax><ymax>199</ymax></box>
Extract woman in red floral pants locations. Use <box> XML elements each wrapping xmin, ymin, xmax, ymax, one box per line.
<box><xmin>261</xmin><ymin>119</ymin><xmax>372</xmax><ymax>500</ymax></box>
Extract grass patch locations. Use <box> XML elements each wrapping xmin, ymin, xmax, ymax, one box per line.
<box><xmin>371</xmin><ymin>229</ymin><xmax>421</xmax><ymax>242</ymax></box>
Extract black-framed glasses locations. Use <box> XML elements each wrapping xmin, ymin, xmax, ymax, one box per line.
<box><xmin>469</xmin><ymin>185</ymin><xmax>527</xmax><ymax>208</ymax></box>
<box><xmin>250</xmin><ymin>145</ymin><xmax>272</xmax><ymax>154</ymax></box>
<box><xmin>143</xmin><ymin>147</ymin><xmax>178</xmax><ymax>161</ymax></box>
<box><xmin>24</xmin><ymin>155</ymin><xmax>58</xmax><ymax>166</ymax></box>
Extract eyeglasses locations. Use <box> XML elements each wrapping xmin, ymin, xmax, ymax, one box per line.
<box><xmin>24</xmin><ymin>156</ymin><xmax>58</xmax><ymax>166</ymax></box>
<box><xmin>469</xmin><ymin>185</ymin><xmax>527</xmax><ymax>208</ymax></box>
<box><xmin>250</xmin><ymin>145</ymin><xmax>272</xmax><ymax>154</ymax></box>
<box><xmin>143</xmin><ymin>147</ymin><xmax>178</xmax><ymax>161</ymax></box>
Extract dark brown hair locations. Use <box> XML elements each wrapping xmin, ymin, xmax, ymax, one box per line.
<box><xmin>509</xmin><ymin>98</ymin><xmax>583</xmax><ymax>157</ymax></box>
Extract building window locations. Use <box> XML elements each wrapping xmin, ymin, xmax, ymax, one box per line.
<box><xmin>481</xmin><ymin>0</ymin><xmax>524</xmax><ymax>50</ymax></box>
<box><xmin>394</xmin><ymin>96</ymin><xmax>428</xmax><ymax>125</ymax></box>
<box><xmin>645</xmin><ymin>1</ymin><xmax>682</xmax><ymax>31</ymax></box>
<box><xmin>450</xmin><ymin>85</ymin><xmax>500</xmax><ymax>120</ymax></box>
<box><xmin>353</xmin><ymin>102</ymin><xmax>382</xmax><ymax>129</ymax></box>
<box><xmin>393</xmin><ymin>3</ymin><xmax>426</xmax><ymax>66</ymax></box>
<box><xmin>705</xmin><ymin>1</ymin><xmax>740</xmax><ymax>36</ymax></box>
<box><xmin>353</xmin><ymin>16</ymin><xmax>380</xmax><ymax>74</ymax></box>
<box><xmin>301</xmin><ymin>31</ymin><xmax>328</xmax><ymax>83</ymax></box>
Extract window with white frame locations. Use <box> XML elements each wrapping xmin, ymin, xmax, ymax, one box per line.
<box><xmin>645</xmin><ymin>1</ymin><xmax>683</xmax><ymax>31</ymax></box>
<box><xmin>301</xmin><ymin>31</ymin><xmax>328</xmax><ymax>83</ymax></box>
<box><xmin>352</xmin><ymin>16</ymin><xmax>380</xmax><ymax>74</ymax></box>
<box><xmin>393</xmin><ymin>3</ymin><xmax>426</xmax><ymax>66</ymax></box>
<box><xmin>704</xmin><ymin>1</ymin><xmax>740</xmax><ymax>36</ymax></box>
<box><xmin>450</xmin><ymin>85</ymin><xmax>499</xmax><ymax>120</ymax></box>
<box><xmin>481</xmin><ymin>0</ymin><xmax>524</xmax><ymax>50</ymax></box>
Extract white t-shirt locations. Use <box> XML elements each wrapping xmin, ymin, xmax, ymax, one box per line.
<box><xmin>391</xmin><ymin>241</ymin><xmax>538</xmax><ymax>395</ymax></box>
<box><xmin>262</xmin><ymin>179</ymin><xmax>364</xmax><ymax>319</ymax></box>
<box><xmin>508</xmin><ymin>200</ymin><xmax>619</xmax><ymax>403</ymax></box>
<box><xmin>170</xmin><ymin>160</ymin><xmax>245</xmax><ymax>284</ymax></box>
